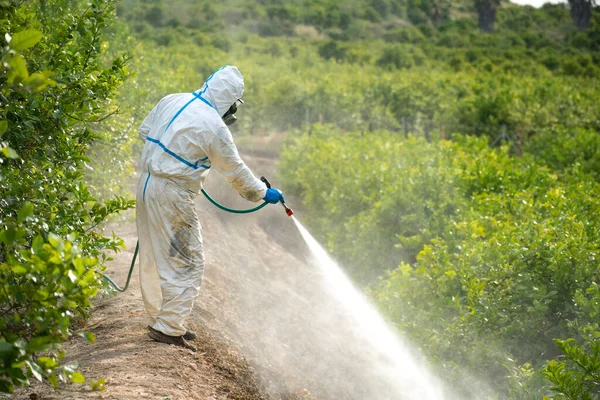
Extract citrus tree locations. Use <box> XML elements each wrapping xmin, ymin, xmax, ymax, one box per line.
<box><xmin>0</xmin><ymin>0</ymin><xmax>133</xmax><ymax>392</ymax></box>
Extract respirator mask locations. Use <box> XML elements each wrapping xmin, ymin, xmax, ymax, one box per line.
<box><xmin>222</xmin><ymin>99</ymin><xmax>243</xmax><ymax>126</ymax></box>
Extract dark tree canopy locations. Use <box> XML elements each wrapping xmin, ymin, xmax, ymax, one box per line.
<box><xmin>568</xmin><ymin>0</ymin><xmax>595</xmax><ymax>30</ymax></box>
<box><xmin>475</xmin><ymin>0</ymin><xmax>500</xmax><ymax>32</ymax></box>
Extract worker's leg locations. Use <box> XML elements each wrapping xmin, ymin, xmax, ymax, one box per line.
<box><xmin>136</xmin><ymin>171</ymin><xmax>161</xmax><ymax>324</ymax></box>
<box><xmin>145</xmin><ymin>178</ymin><xmax>204</xmax><ymax>337</ymax></box>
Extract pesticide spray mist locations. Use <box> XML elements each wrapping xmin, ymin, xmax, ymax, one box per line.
<box><xmin>291</xmin><ymin>216</ymin><xmax>446</xmax><ymax>399</ymax></box>
<box><xmin>196</xmin><ymin>170</ymin><xmax>462</xmax><ymax>400</ymax></box>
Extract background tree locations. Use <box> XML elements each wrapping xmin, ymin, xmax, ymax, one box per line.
<box><xmin>568</xmin><ymin>0</ymin><xmax>595</xmax><ymax>30</ymax></box>
<box><xmin>475</xmin><ymin>0</ymin><xmax>499</xmax><ymax>32</ymax></box>
<box><xmin>431</xmin><ymin>0</ymin><xmax>453</xmax><ymax>26</ymax></box>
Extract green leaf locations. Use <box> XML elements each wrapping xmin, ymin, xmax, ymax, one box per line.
<box><xmin>37</xmin><ymin>356</ymin><xmax>58</xmax><ymax>370</ymax></box>
<box><xmin>0</xmin><ymin>121</ymin><xmax>7</xmax><ymax>137</ymax></box>
<box><xmin>26</xmin><ymin>336</ymin><xmax>54</xmax><ymax>353</ymax></box>
<box><xmin>8</xmin><ymin>366</ymin><xmax>28</xmax><ymax>385</ymax></box>
<box><xmin>25</xmin><ymin>361</ymin><xmax>43</xmax><ymax>382</ymax></box>
<box><xmin>32</xmin><ymin>235</ymin><xmax>44</xmax><ymax>254</ymax></box>
<box><xmin>48</xmin><ymin>374</ymin><xmax>59</xmax><ymax>388</ymax></box>
<box><xmin>70</xmin><ymin>371</ymin><xmax>85</xmax><ymax>384</ymax></box>
<box><xmin>0</xmin><ymin>377</ymin><xmax>14</xmax><ymax>394</ymax></box>
<box><xmin>17</xmin><ymin>202</ymin><xmax>34</xmax><ymax>223</ymax></box>
<box><xmin>78</xmin><ymin>332</ymin><xmax>96</xmax><ymax>344</ymax></box>
<box><xmin>91</xmin><ymin>377</ymin><xmax>107</xmax><ymax>391</ymax></box>
<box><xmin>48</xmin><ymin>233</ymin><xmax>64</xmax><ymax>251</ymax></box>
<box><xmin>11</xmin><ymin>265</ymin><xmax>27</xmax><ymax>275</ymax></box>
<box><xmin>23</xmin><ymin>72</ymin><xmax>57</xmax><ymax>92</ymax></box>
<box><xmin>1</xmin><ymin>146</ymin><xmax>19</xmax><ymax>159</ymax></box>
<box><xmin>10</xmin><ymin>29</ymin><xmax>43</xmax><ymax>51</ymax></box>
<box><xmin>0</xmin><ymin>341</ymin><xmax>15</xmax><ymax>359</ymax></box>
<box><xmin>0</xmin><ymin>226</ymin><xmax>16</xmax><ymax>246</ymax></box>
<box><xmin>7</xmin><ymin>54</ymin><xmax>29</xmax><ymax>84</ymax></box>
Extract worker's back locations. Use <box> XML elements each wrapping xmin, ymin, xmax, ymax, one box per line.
<box><xmin>137</xmin><ymin>65</ymin><xmax>265</xmax><ymax>201</ymax></box>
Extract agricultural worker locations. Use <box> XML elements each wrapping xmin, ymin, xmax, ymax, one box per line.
<box><xmin>136</xmin><ymin>65</ymin><xmax>285</xmax><ymax>351</ymax></box>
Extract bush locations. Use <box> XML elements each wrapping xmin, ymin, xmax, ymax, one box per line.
<box><xmin>1</xmin><ymin>233</ymin><xmax>106</xmax><ymax>392</ymax></box>
<box><xmin>437</xmin><ymin>32</ymin><xmax>468</xmax><ymax>48</ymax></box>
<box><xmin>382</xmin><ymin>27</ymin><xmax>426</xmax><ymax>44</ymax></box>
<box><xmin>258</xmin><ymin>20</ymin><xmax>295</xmax><ymax>37</ymax></box>
<box><xmin>525</xmin><ymin>128</ymin><xmax>600</xmax><ymax>180</ymax></box>
<box><xmin>0</xmin><ymin>0</ymin><xmax>133</xmax><ymax>393</ymax></box>
<box><xmin>376</xmin><ymin>44</ymin><xmax>415</xmax><ymax>69</ymax></box>
<box><xmin>211</xmin><ymin>35</ymin><xmax>231</xmax><ymax>51</ymax></box>
<box><xmin>540</xmin><ymin>48</ymin><xmax>561</xmax><ymax>71</ymax></box>
<box><xmin>145</xmin><ymin>5</ymin><xmax>164</xmax><ymax>27</ymax></box>
<box><xmin>154</xmin><ymin>31</ymin><xmax>174</xmax><ymax>46</ymax></box>
<box><xmin>544</xmin><ymin>332</ymin><xmax>600</xmax><ymax>399</ymax></box>
<box><xmin>280</xmin><ymin>129</ymin><xmax>469</xmax><ymax>284</ymax></box>
<box><xmin>318</xmin><ymin>40</ymin><xmax>347</xmax><ymax>61</ymax></box>
<box><xmin>281</xmin><ymin>130</ymin><xmax>600</xmax><ymax>398</ymax></box>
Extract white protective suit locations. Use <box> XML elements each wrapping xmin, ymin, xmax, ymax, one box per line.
<box><xmin>136</xmin><ymin>65</ymin><xmax>267</xmax><ymax>337</ymax></box>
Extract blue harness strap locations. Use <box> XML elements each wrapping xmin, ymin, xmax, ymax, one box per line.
<box><xmin>163</xmin><ymin>91</ymin><xmax>215</xmax><ymax>133</ymax></box>
<box><xmin>163</xmin><ymin>96</ymin><xmax>199</xmax><ymax>133</ymax></box>
<box><xmin>193</xmin><ymin>92</ymin><xmax>214</xmax><ymax>109</ymax></box>
<box><xmin>146</xmin><ymin>137</ymin><xmax>204</xmax><ymax>170</ymax></box>
<box><xmin>146</xmin><ymin>66</ymin><xmax>228</xmax><ymax>170</ymax></box>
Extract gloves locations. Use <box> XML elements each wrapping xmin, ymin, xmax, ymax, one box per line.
<box><xmin>263</xmin><ymin>188</ymin><xmax>285</xmax><ymax>204</ymax></box>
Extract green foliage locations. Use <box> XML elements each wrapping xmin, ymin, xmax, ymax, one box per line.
<box><xmin>0</xmin><ymin>233</ymin><xmax>101</xmax><ymax>392</ymax></box>
<box><xmin>109</xmin><ymin>0</ymin><xmax>600</xmax><ymax>398</ymax></box>
<box><xmin>542</xmin><ymin>286</ymin><xmax>600</xmax><ymax>399</ymax></box>
<box><xmin>281</xmin><ymin>127</ymin><xmax>468</xmax><ymax>283</ymax></box>
<box><xmin>281</xmin><ymin>129</ymin><xmax>600</xmax><ymax>397</ymax></box>
<box><xmin>544</xmin><ymin>335</ymin><xmax>600</xmax><ymax>400</ymax></box>
<box><xmin>0</xmin><ymin>0</ymin><xmax>133</xmax><ymax>393</ymax></box>
<box><xmin>376</xmin><ymin>44</ymin><xmax>423</xmax><ymax>69</ymax></box>
<box><xmin>145</xmin><ymin>5</ymin><xmax>164</xmax><ymax>27</ymax></box>
<box><xmin>526</xmin><ymin>128</ymin><xmax>600</xmax><ymax>181</ymax></box>
<box><xmin>382</xmin><ymin>26</ymin><xmax>427</xmax><ymax>44</ymax></box>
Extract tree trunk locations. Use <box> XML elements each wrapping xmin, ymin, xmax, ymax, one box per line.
<box><xmin>476</xmin><ymin>0</ymin><xmax>497</xmax><ymax>33</ymax></box>
<box><xmin>568</xmin><ymin>0</ymin><xmax>594</xmax><ymax>31</ymax></box>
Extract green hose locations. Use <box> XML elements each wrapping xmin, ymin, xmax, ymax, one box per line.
<box><xmin>200</xmin><ymin>188</ymin><xmax>269</xmax><ymax>213</ymax></box>
<box><xmin>103</xmin><ymin>241</ymin><xmax>138</xmax><ymax>292</ymax></box>
<box><xmin>102</xmin><ymin>189</ymin><xmax>269</xmax><ymax>292</ymax></box>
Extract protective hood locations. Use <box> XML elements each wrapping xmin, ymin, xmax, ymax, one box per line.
<box><xmin>197</xmin><ymin>66</ymin><xmax>244</xmax><ymax>117</ymax></box>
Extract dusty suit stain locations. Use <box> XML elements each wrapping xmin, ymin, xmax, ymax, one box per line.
<box><xmin>168</xmin><ymin>226</ymin><xmax>197</xmax><ymax>269</ymax></box>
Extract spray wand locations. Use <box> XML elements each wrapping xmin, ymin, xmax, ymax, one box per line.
<box><xmin>261</xmin><ymin>176</ymin><xmax>293</xmax><ymax>217</ymax></box>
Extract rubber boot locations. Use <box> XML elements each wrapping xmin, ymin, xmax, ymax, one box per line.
<box><xmin>148</xmin><ymin>326</ymin><xmax>196</xmax><ymax>352</ymax></box>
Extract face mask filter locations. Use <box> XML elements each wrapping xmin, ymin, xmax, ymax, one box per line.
<box><xmin>222</xmin><ymin>100</ymin><xmax>242</xmax><ymax>126</ymax></box>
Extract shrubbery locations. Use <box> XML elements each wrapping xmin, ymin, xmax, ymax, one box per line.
<box><xmin>112</xmin><ymin>1</ymin><xmax>600</xmax><ymax>392</ymax></box>
<box><xmin>281</xmin><ymin>128</ymin><xmax>600</xmax><ymax>398</ymax></box>
<box><xmin>3</xmin><ymin>0</ymin><xmax>597</xmax><ymax>396</ymax></box>
<box><xmin>0</xmin><ymin>0</ymin><xmax>132</xmax><ymax>392</ymax></box>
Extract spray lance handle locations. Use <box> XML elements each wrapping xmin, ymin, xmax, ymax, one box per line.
<box><xmin>260</xmin><ymin>176</ymin><xmax>294</xmax><ymax>217</ymax></box>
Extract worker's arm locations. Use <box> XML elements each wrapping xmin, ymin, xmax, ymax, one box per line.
<box><xmin>206</xmin><ymin>128</ymin><xmax>267</xmax><ymax>202</ymax></box>
<box><xmin>138</xmin><ymin>102</ymin><xmax>160</xmax><ymax>142</ymax></box>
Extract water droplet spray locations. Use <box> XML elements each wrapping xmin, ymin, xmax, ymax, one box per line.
<box><xmin>291</xmin><ymin>215</ymin><xmax>447</xmax><ymax>399</ymax></box>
